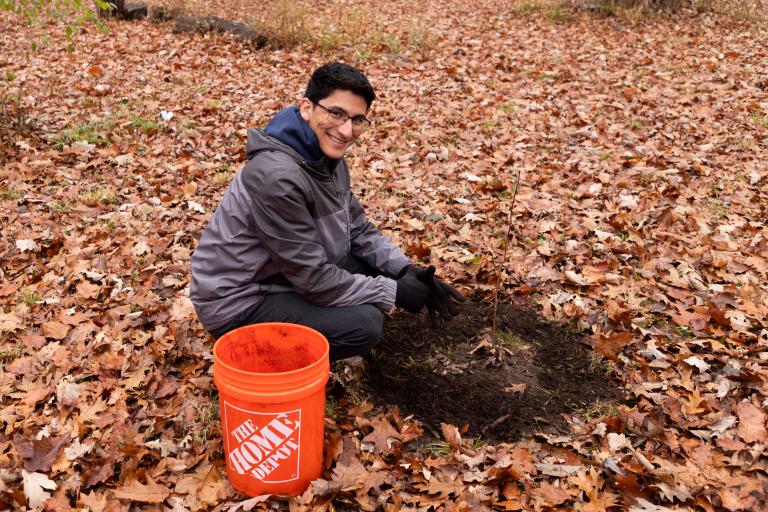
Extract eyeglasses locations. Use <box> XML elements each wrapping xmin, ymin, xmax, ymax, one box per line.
<box><xmin>314</xmin><ymin>102</ymin><xmax>372</xmax><ymax>131</ymax></box>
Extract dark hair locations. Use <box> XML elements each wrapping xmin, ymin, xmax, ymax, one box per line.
<box><xmin>304</xmin><ymin>62</ymin><xmax>376</xmax><ymax>109</ymax></box>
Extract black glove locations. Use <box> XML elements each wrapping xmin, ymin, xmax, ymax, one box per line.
<box><xmin>395</xmin><ymin>267</ymin><xmax>430</xmax><ymax>313</ymax></box>
<box><xmin>417</xmin><ymin>265</ymin><xmax>466</xmax><ymax>322</ymax></box>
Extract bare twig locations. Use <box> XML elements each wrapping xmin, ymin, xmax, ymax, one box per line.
<box><xmin>491</xmin><ymin>158</ymin><xmax>522</xmax><ymax>358</ymax></box>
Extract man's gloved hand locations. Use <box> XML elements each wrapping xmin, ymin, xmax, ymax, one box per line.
<box><xmin>395</xmin><ymin>267</ymin><xmax>430</xmax><ymax>313</ymax></box>
<box><xmin>417</xmin><ymin>265</ymin><xmax>466</xmax><ymax>322</ymax></box>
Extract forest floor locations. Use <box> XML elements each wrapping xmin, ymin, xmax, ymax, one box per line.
<box><xmin>1</xmin><ymin>1</ymin><xmax>767</xmax><ymax>510</ymax></box>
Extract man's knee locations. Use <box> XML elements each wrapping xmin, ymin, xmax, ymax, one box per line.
<box><xmin>355</xmin><ymin>305</ymin><xmax>383</xmax><ymax>348</ymax></box>
<box><xmin>328</xmin><ymin>305</ymin><xmax>382</xmax><ymax>361</ymax></box>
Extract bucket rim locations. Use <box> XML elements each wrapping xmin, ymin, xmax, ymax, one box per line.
<box><xmin>213</xmin><ymin>322</ymin><xmax>330</xmax><ymax>377</ymax></box>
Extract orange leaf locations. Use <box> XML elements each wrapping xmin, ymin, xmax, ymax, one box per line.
<box><xmin>534</xmin><ymin>481</ymin><xmax>570</xmax><ymax>507</ymax></box>
<box><xmin>114</xmin><ymin>476</ymin><xmax>171</xmax><ymax>503</ymax></box>
<box><xmin>413</xmin><ymin>477</ymin><xmax>465</xmax><ymax>499</ymax></box>
<box><xmin>735</xmin><ymin>402</ymin><xmax>768</xmax><ymax>443</ymax></box>
<box><xmin>440</xmin><ymin>422</ymin><xmax>462</xmax><ymax>448</ymax></box>
<box><xmin>362</xmin><ymin>415</ymin><xmax>400</xmax><ymax>452</ymax></box>
<box><xmin>76</xmin><ymin>281</ymin><xmax>101</xmax><ymax>300</ymax></box>
<box><xmin>41</xmin><ymin>321</ymin><xmax>70</xmax><ymax>340</ymax></box>
<box><xmin>594</xmin><ymin>331</ymin><xmax>634</xmax><ymax>362</ymax></box>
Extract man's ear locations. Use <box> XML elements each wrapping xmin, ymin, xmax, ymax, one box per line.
<box><xmin>299</xmin><ymin>98</ymin><xmax>312</xmax><ymax>122</ymax></box>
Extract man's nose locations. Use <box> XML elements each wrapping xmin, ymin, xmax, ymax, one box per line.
<box><xmin>338</xmin><ymin>119</ymin><xmax>353</xmax><ymax>138</ymax></box>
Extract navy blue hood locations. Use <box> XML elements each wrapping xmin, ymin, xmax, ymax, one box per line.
<box><xmin>263</xmin><ymin>106</ymin><xmax>324</xmax><ymax>162</ymax></box>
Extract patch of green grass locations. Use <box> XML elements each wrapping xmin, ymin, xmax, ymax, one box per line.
<box><xmin>707</xmin><ymin>199</ymin><xmax>728</xmax><ymax>218</ymax></box>
<box><xmin>500</xmin><ymin>103</ymin><xmax>516</xmax><ymax>113</ymax></box>
<box><xmin>0</xmin><ymin>189</ymin><xmax>22</xmax><ymax>201</ymax></box>
<box><xmin>0</xmin><ymin>343</ymin><xmax>24</xmax><ymax>365</ymax></box>
<box><xmin>354</xmin><ymin>48</ymin><xmax>375</xmax><ymax>64</ymax></box>
<box><xmin>78</xmin><ymin>188</ymin><xmax>118</xmax><ymax>207</ymax></box>
<box><xmin>493</xmin><ymin>329</ymin><xmax>532</xmax><ymax>352</ymax></box>
<box><xmin>0</xmin><ymin>96</ymin><xmax>33</xmax><ymax>138</ymax></box>
<box><xmin>49</xmin><ymin>200</ymin><xmax>69</xmax><ymax>215</ymax></box>
<box><xmin>592</xmin><ymin>0</ymin><xmax>764</xmax><ymax>20</ymax></box>
<box><xmin>129</xmin><ymin>116</ymin><xmax>158</xmax><ymax>133</ymax></box>
<box><xmin>316</xmin><ymin>30</ymin><xmax>343</xmax><ymax>55</ymax></box>
<box><xmin>192</xmin><ymin>391</ymin><xmax>220</xmax><ymax>444</ymax></box>
<box><xmin>574</xmin><ymin>399</ymin><xmax>621</xmax><ymax>422</ymax></box>
<box><xmin>425</xmin><ymin>441</ymin><xmax>451</xmax><ymax>456</ymax></box>
<box><xmin>4</xmin><ymin>71</ymin><xmax>16</xmax><ymax>81</ymax></box>
<box><xmin>518</xmin><ymin>2</ymin><xmax>539</xmax><ymax>13</ymax></box>
<box><xmin>325</xmin><ymin>395</ymin><xmax>338</xmax><ymax>417</ymax></box>
<box><xmin>675</xmin><ymin>325</ymin><xmax>695</xmax><ymax>339</ymax></box>
<box><xmin>637</xmin><ymin>171</ymin><xmax>654</xmax><ymax>182</ymax></box>
<box><xmin>407</xmin><ymin>26</ymin><xmax>438</xmax><ymax>61</ymax></box>
<box><xmin>443</xmin><ymin>135</ymin><xmax>460</xmax><ymax>146</ymax></box>
<box><xmin>628</xmin><ymin>118</ymin><xmax>643</xmax><ymax>130</ymax></box>
<box><xmin>587</xmin><ymin>353</ymin><xmax>617</xmax><ymax>378</ymax></box>
<box><xmin>467</xmin><ymin>438</ymin><xmax>484</xmax><ymax>451</ymax></box>
<box><xmin>52</xmin><ymin>120</ymin><xmax>112</xmax><ymax>149</ymax></box>
<box><xmin>546</xmin><ymin>6</ymin><xmax>574</xmax><ymax>22</ymax></box>
<box><xmin>543</xmin><ymin>385</ymin><xmax>562</xmax><ymax>406</ymax></box>
<box><xmin>251</xmin><ymin>0</ymin><xmax>312</xmax><ymax>49</ymax></box>
<box><xmin>371</xmin><ymin>30</ymin><xmax>401</xmax><ymax>54</ymax></box>
<box><xmin>212</xmin><ymin>164</ymin><xmax>234</xmax><ymax>188</ymax></box>
<box><xmin>18</xmin><ymin>288</ymin><xmax>42</xmax><ymax>306</ymax></box>
<box><xmin>748</xmin><ymin>110</ymin><xmax>768</xmax><ymax>126</ymax></box>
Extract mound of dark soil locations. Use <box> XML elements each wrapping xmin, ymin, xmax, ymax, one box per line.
<box><xmin>362</xmin><ymin>300</ymin><xmax>623</xmax><ymax>442</ymax></box>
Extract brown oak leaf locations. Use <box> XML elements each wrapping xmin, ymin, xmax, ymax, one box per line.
<box><xmin>114</xmin><ymin>475</ymin><xmax>171</xmax><ymax>503</ymax></box>
<box><xmin>735</xmin><ymin>402</ymin><xmax>768</xmax><ymax>443</ymax></box>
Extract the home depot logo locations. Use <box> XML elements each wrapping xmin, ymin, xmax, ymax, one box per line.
<box><xmin>223</xmin><ymin>402</ymin><xmax>301</xmax><ymax>482</ymax></box>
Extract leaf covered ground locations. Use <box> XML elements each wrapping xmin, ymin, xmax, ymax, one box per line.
<box><xmin>1</xmin><ymin>1</ymin><xmax>767</xmax><ymax>510</ymax></box>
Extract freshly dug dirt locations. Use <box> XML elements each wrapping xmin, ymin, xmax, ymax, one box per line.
<box><xmin>362</xmin><ymin>299</ymin><xmax>623</xmax><ymax>442</ymax></box>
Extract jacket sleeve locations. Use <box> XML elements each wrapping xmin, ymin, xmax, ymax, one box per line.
<box><xmin>349</xmin><ymin>193</ymin><xmax>410</xmax><ymax>277</ymax></box>
<box><xmin>245</xmin><ymin>168</ymin><xmax>397</xmax><ymax>309</ymax></box>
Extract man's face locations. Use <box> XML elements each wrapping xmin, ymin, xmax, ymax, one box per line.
<box><xmin>300</xmin><ymin>89</ymin><xmax>368</xmax><ymax>160</ymax></box>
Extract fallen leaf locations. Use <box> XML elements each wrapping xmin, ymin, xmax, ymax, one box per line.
<box><xmin>564</xmin><ymin>270</ymin><xmax>589</xmax><ymax>286</ymax></box>
<box><xmin>533</xmin><ymin>481</ymin><xmax>570</xmax><ymax>507</ymax></box>
<box><xmin>0</xmin><ymin>312</ymin><xmax>22</xmax><ymax>332</ymax></box>
<box><xmin>114</xmin><ymin>475</ymin><xmax>171</xmax><ymax>503</ymax></box>
<box><xmin>16</xmin><ymin>239</ymin><xmax>41</xmax><ymax>252</ymax></box>
<box><xmin>55</xmin><ymin>378</ymin><xmax>81</xmax><ymax>407</ymax></box>
<box><xmin>41</xmin><ymin>322</ymin><xmax>70</xmax><ymax>340</ymax></box>
<box><xmin>78</xmin><ymin>490</ymin><xmax>107</xmax><ymax>511</ymax></box>
<box><xmin>440</xmin><ymin>422</ymin><xmax>462</xmax><ymax>449</ymax></box>
<box><xmin>735</xmin><ymin>402</ymin><xmax>767</xmax><ymax>443</ymax></box>
<box><xmin>5</xmin><ymin>355</ymin><xmax>36</xmax><ymax>375</ymax></box>
<box><xmin>503</xmin><ymin>384</ymin><xmax>527</xmax><ymax>395</ymax></box>
<box><xmin>362</xmin><ymin>415</ymin><xmax>401</xmax><ymax>452</ymax></box>
<box><xmin>22</xmin><ymin>469</ymin><xmax>57</xmax><ymax>509</ymax></box>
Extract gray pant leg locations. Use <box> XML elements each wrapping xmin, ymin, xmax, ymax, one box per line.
<box><xmin>235</xmin><ymin>293</ymin><xmax>383</xmax><ymax>361</ymax></box>
<box><xmin>209</xmin><ymin>255</ymin><xmax>385</xmax><ymax>361</ymax></box>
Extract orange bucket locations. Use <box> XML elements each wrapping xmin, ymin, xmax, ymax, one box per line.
<box><xmin>213</xmin><ymin>323</ymin><xmax>330</xmax><ymax>496</ymax></box>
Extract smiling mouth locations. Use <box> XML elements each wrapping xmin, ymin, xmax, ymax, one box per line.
<box><xmin>328</xmin><ymin>134</ymin><xmax>349</xmax><ymax>145</ymax></box>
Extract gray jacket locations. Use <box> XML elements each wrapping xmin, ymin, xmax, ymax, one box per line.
<box><xmin>189</xmin><ymin>129</ymin><xmax>409</xmax><ymax>331</ymax></box>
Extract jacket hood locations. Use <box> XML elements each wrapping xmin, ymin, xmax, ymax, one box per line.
<box><xmin>260</xmin><ymin>106</ymin><xmax>324</xmax><ymax>162</ymax></box>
